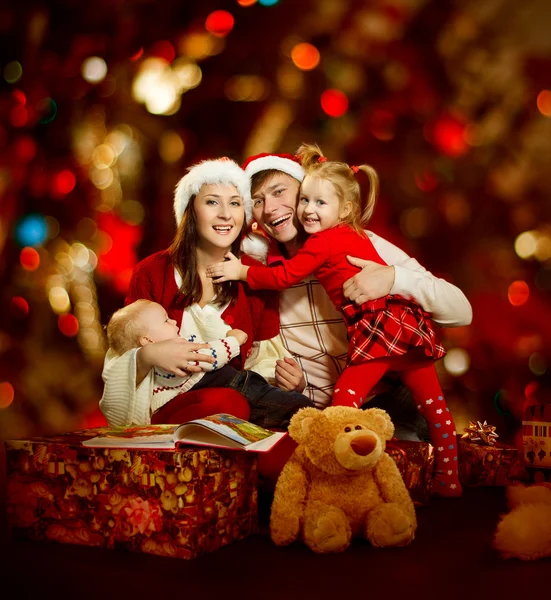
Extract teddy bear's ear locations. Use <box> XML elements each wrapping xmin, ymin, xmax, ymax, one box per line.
<box><xmin>366</xmin><ymin>408</ymin><xmax>395</xmax><ymax>440</ymax></box>
<box><xmin>288</xmin><ymin>407</ymin><xmax>324</xmax><ymax>443</ymax></box>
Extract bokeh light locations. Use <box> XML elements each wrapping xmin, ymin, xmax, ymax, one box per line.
<box><xmin>0</xmin><ymin>382</ymin><xmax>15</xmax><ymax>409</ymax></box>
<box><xmin>81</xmin><ymin>57</ymin><xmax>108</xmax><ymax>83</ymax></box>
<box><xmin>237</xmin><ymin>0</ymin><xmax>257</xmax><ymax>5</ymax></box>
<box><xmin>38</xmin><ymin>97</ymin><xmax>57</xmax><ymax>124</ymax></box>
<box><xmin>414</xmin><ymin>170</ymin><xmax>439</xmax><ymax>192</ymax></box>
<box><xmin>443</xmin><ymin>348</ymin><xmax>471</xmax><ymax>376</ymax></box>
<box><xmin>49</xmin><ymin>286</ymin><xmax>71</xmax><ymax>314</ymax></box>
<box><xmin>368</xmin><ymin>110</ymin><xmax>396</xmax><ymax>141</ymax></box>
<box><xmin>205</xmin><ymin>11</ymin><xmax>235</xmax><ymax>37</ymax></box>
<box><xmin>514</xmin><ymin>230</ymin><xmax>538</xmax><ymax>259</ymax></box>
<box><xmin>10</xmin><ymin>296</ymin><xmax>29</xmax><ymax>318</ymax></box>
<box><xmin>399</xmin><ymin>207</ymin><xmax>431</xmax><ymax>238</ymax></box>
<box><xmin>149</xmin><ymin>40</ymin><xmax>176</xmax><ymax>63</ymax></box>
<box><xmin>291</xmin><ymin>43</ymin><xmax>320</xmax><ymax>71</ymax></box>
<box><xmin>10</xmin><ymin>105</ymin><xmax>28</xmax><ymax>127</ymax></box>
<box><xmin>529</xmin><ymin>352</ymin><xmax>547</xmax><ymax>376</ymax></box>
<box><xmin>537</xmin><ymin>90</ymin><xmax>551</xmax><ymax>117</ymax></box>
<box><xmin>14</xmin><ymin>135</ymin><xmax>37</xmax><ymax>162</ymax></box>
<box><xmin>225</xmin><ymin>75</ymin><xmax>269</xmax><ymax>101</ymax></box>
<box><xmin>179</xmin><ymin>32</ymin><xmax>224</xmax><ymax>60</ymax></box>
<box><xmin>51</xmin><ymin>169</ymin><xmax>76</xmax><ymax>197</ymax></box>
<box><xmin>4</xmin><ymin>60</ymin><xmax>22</xmax><ymax>83</ymax></box>
<box><xmin>320</xmin><ymin>89</ymin><xmax>348</xmax><ymax>117</ymax></box>
<box><xmin>508</xmin><ymin>280</ymin><xmax>529</xmax><ymax>306</ymax></box>
<box><xmin>58</xmin><ymin>313</ymin><xmax>79</xmax><ymax>337</ymax></box>
<box><xmin>20</xmin><ymin>247</ymin><xmax>40</xmax><ymax>271</ymax></box>
<box><xmin>159</xmin><ymin>131</ymin><xmax>185</xmax><ymax>163</ymax></box>
<box><xmin>15</xmin><ymin>214</ymin><xmax>48</xmax><ymax>247</ymax></box>
<box><xmin>258</xmin><ymin>0</ymin><xmax>279</xmax><ymax>5</ymax></box>
<box><xmin>425</xmin><ymin>115</ymin><xmax>468</xmax><ymax>157</ymax></box>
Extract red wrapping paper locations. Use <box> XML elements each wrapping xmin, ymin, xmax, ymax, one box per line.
<box><xmin>458</xmin><ymin>439</ymin><xmax>528</xmax><ymax>487</ymax></box>
<box><xmin>385</xmin><ymin>439</ymin><xmax>434</xmax><ymax>506</ymax></box>
<box><xmin>5</xmin><ymin>428</ymin><xmax>258</xmax><ymax>559</ymax></box>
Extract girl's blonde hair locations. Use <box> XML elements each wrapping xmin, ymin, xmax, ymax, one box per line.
<box><xmin>296</xmin><ymin>143</ymin><xmax>379</xmax><ymax>235</ymax></box>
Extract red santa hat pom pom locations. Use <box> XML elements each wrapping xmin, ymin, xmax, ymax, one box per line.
<box><xmin>174</xmin><ymin>157</ymin><xmax>252</xmax><ymax>225</ymax></box>
<box><xmin>242</xmin><ymin>153</ymin><xmax>305</xmax><ymax>183</ymax></box>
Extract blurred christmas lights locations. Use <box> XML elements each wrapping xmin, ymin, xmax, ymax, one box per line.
<box><xmin>205</xmin><ymin>11</ymin><xmax>235</xmax><ymax>37</ymax></box>
<box><xmin>81</xmin><ymin>57</ymin><xmax>108</xmax><ymax>83</ymax></box>
<box><xmin>4</xmin><ymin>61</ymin><xmax>22</xmax><ymax>83</ymax></box>
<box><xmin>15</xmin><ymin>215</ymin><xmax>48</xmax><ymax>247</ymax></box>
<box><xmin>0</xmin><ymin>383</ymin><xmax>15</xmax><ymax>409</ymax></box>
<box><xmin>291</xmin><ymin>43</ymin><xmax>320</xmax><ymax>71</ymax></box>
<box><xmin>320</xmin><ymin>89</ymin><xmax>348</xmax><ymax>117</ymax></box>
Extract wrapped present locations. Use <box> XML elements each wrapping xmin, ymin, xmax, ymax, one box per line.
<box><xmin>458</xmin><ymin>439</ymin><xmax>528</xmax><ymax>486</ymax></box>
<box><xmin>5</xmin><ymin>428</ymin><xmax>258</xmax><ymax>559</ymax></box>
<box><xmin>385</xmin><ymin>440</ymin><xmax>434</xmax><ymax>506</ymax></box>
<box><xmin>522</xmin><ymin>403</ymin><xmax>551</xmax><ymax>469</ymax></box>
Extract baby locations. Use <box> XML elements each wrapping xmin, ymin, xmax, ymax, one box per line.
<box><xmin>106</xmin><ymin>299</ymin><xmax>314</xmax><ymax>429</ymax></box>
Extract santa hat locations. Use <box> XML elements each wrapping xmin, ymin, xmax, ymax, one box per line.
<box><xmin>174</xmin><ymin>158</ymin><xmax>252</xmax><ymax>225</ymax></box>
<box><xmin>242</xmin><ymin>153</ymin><xmax>305</xmax><ymax>182</ymax></box>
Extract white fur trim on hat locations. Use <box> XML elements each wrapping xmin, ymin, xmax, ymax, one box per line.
<box><xmin>243</xmin><ymin>155</ymin><xmax>305</xmax><ymax>182</ymax></box>
<box><xmin>174</xmin><ymin>158</ymin><xmax>252</xmax><ymax>225</ymax></box>
<box><xmin>240</xmin><ymin>232</ymin><xmax>270</xmax><ymax>264</ymax></box>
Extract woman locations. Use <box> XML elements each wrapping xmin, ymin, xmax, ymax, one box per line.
<box><xmin>100</xmin><ymin>158</ymin><xmax>311</xmax><ymax>428</ymax></box>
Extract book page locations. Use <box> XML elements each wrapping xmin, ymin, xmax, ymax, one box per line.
<box><xmin>82</xmin><ymin>425</ymin><xmax>178</xmax><ymax>447</ymax></box>
<box><xmin>175</xmin><ymin>413</ymin><xmax>274</xmax><ymax>447</ymax></box>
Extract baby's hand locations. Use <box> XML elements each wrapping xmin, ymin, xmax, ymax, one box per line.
<box><xmin>227</xmin><ymin>329</ymin><xmax>248</xmax><ymax>346</ymax></box>
<box><xmin>206</xmin><ymin>252</ymin><xmax>248</xmax><ymax>282</ymax></box>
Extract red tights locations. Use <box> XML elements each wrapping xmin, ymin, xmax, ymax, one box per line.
<box><xmin>332</xmin><ymin>355</ymin><xmax>462</xmax><ymax>497</ymax></box>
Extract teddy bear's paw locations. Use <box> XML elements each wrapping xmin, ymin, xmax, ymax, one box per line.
<box><xmin>270</xmin><ymin>514</ymin><xmax>301</xmax><ymax>546</ymax></box>
<box><xmin>303</xmin><ymin>503</ymin><xmax>352</xmax><ymax>553</ymax></box>
<box><xmin>366</xmin><ymin>503</ymin><xmax>415</xmax><ymax>548</ymax></box>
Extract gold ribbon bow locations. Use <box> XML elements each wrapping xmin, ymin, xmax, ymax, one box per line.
<box><xmin>461</xmin><ymin>420</ymin><xmax>499</xmax><ymax>446</ymax></box>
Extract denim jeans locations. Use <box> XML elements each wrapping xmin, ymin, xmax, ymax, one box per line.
<box><xmin>190</xmin><ymin>366</ymin><xmax>315</xmax><ymax>430</ymax></box>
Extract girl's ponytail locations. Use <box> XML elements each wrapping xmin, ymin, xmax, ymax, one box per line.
<box><xmin>355</xmin><ymin>165</ymin><xmax>379</xmax><ymax>225</ymax></box>
<box><xmin>296</xmin><ymin>143</ymin><xmax>326</xmax><ymax>170</ymax></box>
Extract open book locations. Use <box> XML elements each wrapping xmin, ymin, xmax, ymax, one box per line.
<box><xmin>81</xmin><ymin>414</ymin><xmax>287</xmax><ymax>453</ymax></box>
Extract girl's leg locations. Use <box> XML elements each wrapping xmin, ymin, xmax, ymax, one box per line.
<box><xmin>400</xmin><ymin>363</ymin><xmax>462</xmax><ymax>497</ymax></box>
<box><xmin>332</xmin><ymin>360</ymin><xmax>391</xmax><ymax>407</ymax></box>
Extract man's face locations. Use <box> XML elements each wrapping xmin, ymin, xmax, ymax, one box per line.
<box><xmin>251</xmin><ymin>172</ymin><xmax>301</xmax><ymax>244</ymax></box>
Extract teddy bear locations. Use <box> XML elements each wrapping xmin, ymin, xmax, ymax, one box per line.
<box><xmin>493</xmin><ymin>482</ymin><xmax>551</xmax><ymax>560</ymax></box>
<box><xmin>270</xmin><ymin>406</ymin><xmax>417</xmax><ymax>553</ymax></box>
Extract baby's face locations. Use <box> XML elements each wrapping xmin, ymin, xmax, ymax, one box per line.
<box><xmin>139</xmin><ymin>303</ymin><xmax>180</xmax><ymax>343</ymax></box>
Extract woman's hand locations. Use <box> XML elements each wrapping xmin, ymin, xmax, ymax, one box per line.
<box><xmin>227</xmin><ymin>328</ymin><xmax>248</xmax><ymax>346</ymax></box>
<box><xmin>275</xmin><ymin>357</ymin><xmax>306</xmax><ymax>393</ymax></box>
<box><xmin>342</xmin><ymin>256</ymin><xmax>395</xmax><ymax>305</ymax></box>
<box><xmin>136</xmin><ymin>338</ymin><xmax>215</xmax><ymax>383</ymax></box>
<box><xmin>205</xmin><ymin>252</ymin><xmax>249</xmax><ymax>283</ymax></box>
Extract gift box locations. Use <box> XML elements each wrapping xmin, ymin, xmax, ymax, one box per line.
<box><xmin>522</xmin><ymin>403</ymin><xmax>551</xmax><ymax>469</ymax></box>
<box><xmin>458</xmin><ymin>438</ymin><xmax>528</xmax><ymax>487</ymax></box>
<box><xmin>5</xmin><ymin>428</ymin><xmax>258</xmax><ymax>559</ymax></box>
<box><xmin>385</xmin><ymin>439</ymin><xmax>434</xmax><ymax>506</ymax></box>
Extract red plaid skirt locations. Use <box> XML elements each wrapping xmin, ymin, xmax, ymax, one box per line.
<box><xmin>341</xmin><ymin>295</ymin><xmax>446</xmax><ymax>366</ymax></box>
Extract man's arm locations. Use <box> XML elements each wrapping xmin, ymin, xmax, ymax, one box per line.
<box><xmin>344</xmin><ymin>232</ymin><xmax>472</xmax><ymax>327</ymax></box>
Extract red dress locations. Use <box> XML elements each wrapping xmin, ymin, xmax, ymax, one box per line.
<box><xmin>246</xmin><ymin>225</ymin><xmax>445</xmax><ymax>366</ymax></box>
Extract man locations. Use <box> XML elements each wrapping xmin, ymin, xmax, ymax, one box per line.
<box><xmin>241</xmin><ymin>152</ymin><xmax>472</xmax><ymax>439</ymax></box>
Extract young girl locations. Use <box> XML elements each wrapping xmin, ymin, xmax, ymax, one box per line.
<box><xmin>206</xmin><ymin>143</ymin><xmax>462</xmax><ymax>497</ymax></box>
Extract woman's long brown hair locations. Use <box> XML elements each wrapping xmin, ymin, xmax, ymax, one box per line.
<box><xmin>168</xmin><ymin>196</ymin><xmax>245</xmax><ymax>308</ymax></box>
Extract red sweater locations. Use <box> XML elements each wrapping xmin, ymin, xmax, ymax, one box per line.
<box><xmin>247</xmin><ymin>225</ymin><xmax>386</xmax><ymax>310</ymax></box>
<box><xmin>126</xmin><ymin>250</ymin><xmax>280</xmax><ymax>367</ymax></box>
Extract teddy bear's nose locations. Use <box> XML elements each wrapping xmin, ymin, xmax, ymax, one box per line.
<box><xmin>350</xmin><ymin>435</ymin><xmax>376</xmax><ymax>456</ymax></box>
